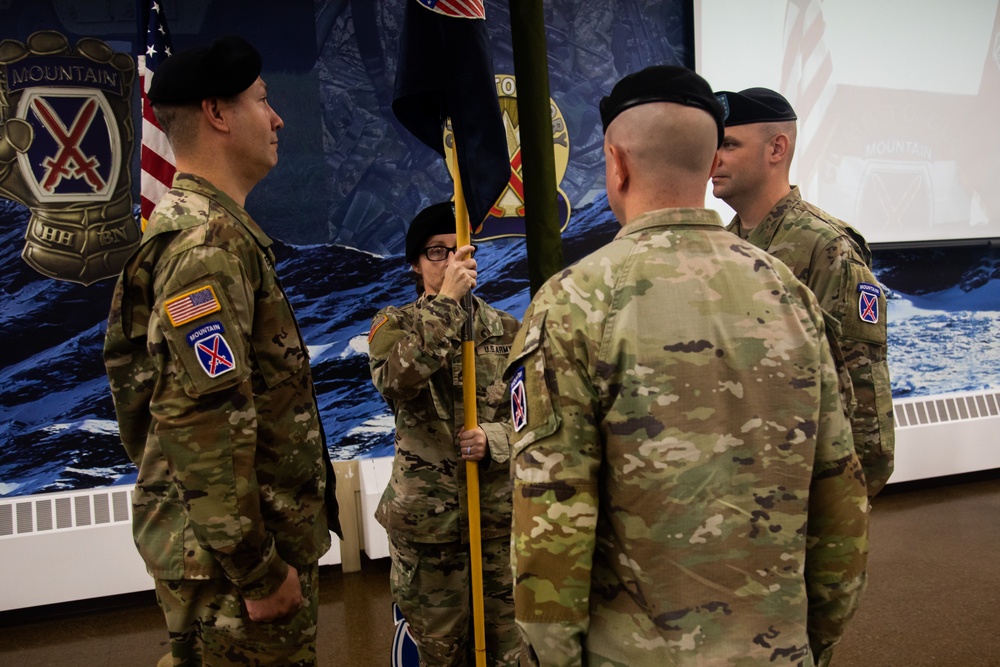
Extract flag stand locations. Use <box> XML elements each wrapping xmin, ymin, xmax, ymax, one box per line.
<box><xmin>449</xmin><ymin>141</ymin><xmax>488</xmax><ymax>667</ymax></box>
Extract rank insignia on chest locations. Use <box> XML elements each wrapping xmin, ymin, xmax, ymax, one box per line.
<box><xmin>164</xmin><ymin>285</ymin><xmax>221</xmax><ymax>326</ymax></box>
<box><xmin>189</xmin><ymin>323</ymin><xmax>236</xmax><ymax>378</ymax></box>
<box><xmin>857</xmin><ymin>282</ymin><xmax>881</xmax><ymax>324</ymax></box>
<box><xmin>511</xmin><ymin>366</ymin><xmax>527</xmax><ymax>432</ymax></box>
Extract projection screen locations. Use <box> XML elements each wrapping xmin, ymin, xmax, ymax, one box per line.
<box><xmin>694</xmin><ymin>0</ymin><xmax>1000</xmax><ymax>245</ymax></box>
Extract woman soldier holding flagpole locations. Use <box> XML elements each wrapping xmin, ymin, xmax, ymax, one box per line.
<box><xmin>367</xmin><ymin>199</ymin><xmax>520</xmax><ymax>667</ymax></box>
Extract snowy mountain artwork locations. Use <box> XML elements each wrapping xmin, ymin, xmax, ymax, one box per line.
<box><xmin>3</xmin><ymin>193</ymin><xmax>999</xmax><ymax>498</ymax></box>
<box><xmin>2</xmin><ymin>0</ymin><xmax>999</xmax><ymax>499</ymax></box>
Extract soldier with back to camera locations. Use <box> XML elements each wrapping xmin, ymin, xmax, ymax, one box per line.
<box><xmin>505</xmin><ymin>65</ymin><xmax>869</xmax><ymax>667</ymax></box>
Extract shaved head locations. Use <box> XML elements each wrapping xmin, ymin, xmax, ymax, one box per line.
<box><xmin>153</xmin><ymin>103</ymin><xmax>202</xmax><ymax>153</ymax></box>
<box><xmin>607</xmin><ymin>102</ymin><xmax>718</xmax><ymax>179</ymax></box>
<box><xmin>603</xmin><ymin>102</ymin><xmax>719</xmax><ymax>221</ymax></box>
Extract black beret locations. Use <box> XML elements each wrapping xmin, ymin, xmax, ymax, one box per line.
<box><xmin>405</xmin><ymin>201</ymin><xmax>457</xmax><ymax>263</ymax></box>
<box><xmin>715</xmin><ymin>88</ymin><xmax>797</xmax><ymax>127</ymax></box>
<box><xmin>599</xmin><ymin>65</ymin><xmax>725</xmax><ymax>147</ymax></box>
<box><xmin>147</xmin><ymin>35</ymin><xmax>262</xmax><ymax>105</ymax></box>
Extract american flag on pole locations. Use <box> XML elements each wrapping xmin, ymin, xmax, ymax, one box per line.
<box><xmin>780</xmin><ymin>0</ymin><xmax>836</xmax><ymax>192</ymax></box>
<box><xmin>139</xmin><ymin>0</ymin><xmax>175</xmax><ymax>231</ymax></box>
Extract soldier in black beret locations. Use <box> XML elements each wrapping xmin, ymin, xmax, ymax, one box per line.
<box><xmin>504</xmin><ymin>65</ymin><xmax>869</xmax><ymax>666</ymax></box>
<box><xmin>404</xmin><ymin>201</ymin><xmax>461</xmax><ymax>264</ymax></box>
<box><xmin>404</xmin><ymin>200</ymin><xmax>476</xmax><ymax>295</ymax></box>
<box><xmin>367</xmin><ymin>201</ymin><xmax>521</xmax><ymax>664</ymax></box>
<box><xmin>600</xmin><ymin>64</ymin><xmax>726</xmax><ymax>146</ymax></box>
<box><xmin>714</xmin><ymin>87</ymin><xmax>797</xmax><ymax>127</ymax></box>
<box><xmin>598</xmin><ymin>65</ymin><xmax>725</xmax><ymax>223</ymax></box>
<box><xmin>147</xmin><ymin>34</ymin><xmax>262</xmax><ymax>105</ymax></box>
<box><xmin>710</xmin><ymin>86</ymin><xmax>800</xmax><ymax>222</ymax></box>
<box><xmin>105</xmin><ymin>33</ymin><xmax>339</xmax><ymax>667</ymax></box>
<box><xmin>145</xmin><ymin>34</ymin><xmax>280</xmax><ymax>201</ymax></box>
<box><xmin>712</xmin><ymin>84</ymin><xmax>896</xmax><ymax>513</ymax></box>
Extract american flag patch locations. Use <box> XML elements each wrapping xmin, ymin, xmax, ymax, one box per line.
<box><xmin>416</xmin><ymin>0</ymin><xmax>485</xmax><ymax>20</ymax></box>
<box><xmin>164</xmin><ymin>286</ymin><xmax>221</xmax><ymax>327</ymax></box>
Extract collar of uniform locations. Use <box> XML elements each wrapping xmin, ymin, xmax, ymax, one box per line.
<box><xmin>770</xmin><ymin>185</ymin><xmax>803</xmax><ymax>218</ymax></box>
<box><xmin>742</xmin><ymin>185</ymin><xmax>804</xmax><ymax>245</ymax></box>
<box><xmin>614</xmin><ymin>207</ymin><xmax>724</xmax><ymax>240</ymax></box>
<box><xmin>171</xmin><ymin>172</ymin><xmax>274</xmax><ymax>250</ymax></box>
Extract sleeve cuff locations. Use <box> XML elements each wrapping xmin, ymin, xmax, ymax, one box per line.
<box><xmin>218</xmin><ymin>533</ymin><xmax>289</xmax><ymax>600</ymax></box>
<box><xmin>481</xmin><ymin>421</ymin><xmax>511</xmax><ymax>464</ymax></box>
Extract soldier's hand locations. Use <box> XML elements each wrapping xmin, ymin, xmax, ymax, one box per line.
<box><xmin>245</xmin><ymin>565</ymin><xmax>304</xmax><ymax>622</ymax></box>
<box><xmin>458</xmin><ymin>426</ymin><xmax>487</xmax><ymax>462</ymax></box>
<box><xmin>438</xmin><ymin>245</ymin><xmax>477</xmax><ymax>302</ymax></box>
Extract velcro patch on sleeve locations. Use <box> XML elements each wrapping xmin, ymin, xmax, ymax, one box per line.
<box><xmin>511</xmin><ymin>366</ymin><xmax>527</xmax><ymax>432</ymax></box>
<box><xmin>194</xmin><ymin>334</ymin><xmax>236</xmax><ymax>378</ymax></box>
<box><xmin>190</xmin><ymin>327</ymin><xmax>237</xmax><ymax>378</ymax></box>
<box><xmin>164</xmin><ymin>285</ymin><xmax>221</xmax><ymax>327</ymax></box>
<box><xmin>857</xmin><ymin>282</ymin><xmax>881</xmax><ymax>324</ymax></box>
<box><xmin>186</xmin><ymin>320</ymin><xmax>235</xmax><ymax>377</ymax></box>
<box><xmin>368</xmin><ymin>314</ymin><xmax>389</xmax><ymax>343</ymax></box>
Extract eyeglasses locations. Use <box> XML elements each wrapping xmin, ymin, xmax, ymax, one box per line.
<box><xmin>421</xmin><ymin>245</ymin><xmax>477</xmax><ymax>262</ymax></box>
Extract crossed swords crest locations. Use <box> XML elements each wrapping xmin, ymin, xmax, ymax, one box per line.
<box><xmin>17</xmin><ymin>89</ymin><xmax>119</xmax><ymax>202</ymax></box>
<box><xmin>0</xmin><ymin>32</ymin><xmax>138</xmax><ymax>286</ymax></box>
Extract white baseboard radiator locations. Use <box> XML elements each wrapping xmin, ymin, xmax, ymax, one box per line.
<box><xmin>2</xmin><ymin>392</ymin><xmax>999</xmax><ymax>612</ymax></box>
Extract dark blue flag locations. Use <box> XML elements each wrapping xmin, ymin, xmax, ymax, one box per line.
<box><xmin>392</xmin><ymin>0</ymin><xmax>510</xmax><ymax>231</ymax></box>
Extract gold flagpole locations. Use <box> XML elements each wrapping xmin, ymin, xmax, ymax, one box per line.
<box><xmin>449</xmin><ymin>138</ymin><xmax>488</xmax><ymax>667</ymax></box>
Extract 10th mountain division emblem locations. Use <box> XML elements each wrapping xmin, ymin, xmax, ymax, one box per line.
<box><xmin>445</xmin><ymin>73</ymin><xmax>571</xmax><ymax>240</ymax></box>
<box><xmin>0</xmin><ymin>31</ymin><xmax>139</xmax><ymax>286</ymax></box>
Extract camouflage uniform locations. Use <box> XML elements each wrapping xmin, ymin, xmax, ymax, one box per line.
<box><xmin>505</xmin><ymin>208</ymin><xmax>869</xmax><ymax>667</ymax></box>
<box><xmin>368</xmin><ymin>293</ymin><xmax>520</xmax><ymax>666</ymax></box>
<box><xmin>103</xmin><ymin>173</ymin><xmax>331</xmax><ymax>666</ymax></box>
<box><xmin>727</xmin><ymin>187</ymin><xmax>895</xmax><ymax>498</ymax></box>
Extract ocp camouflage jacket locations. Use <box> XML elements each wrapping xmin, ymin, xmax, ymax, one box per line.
<box><xmin>103</xmin><ymin>173</ymin><xmax>330</xmax><ymax>600</ymax></box>
<box><xmin>506</xmin><ymin>207</ymin><xmax>869</xmax><ymax>667</ymax></box>
<box><xmin>728</xmin><ymin>187</ymin><xmax>895</xmax><ymax>498</ymax></box>
<box><xmin>368</xmin><ymin>294</ymin><xmax>518</xmax><ymax>543</ymax></box>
